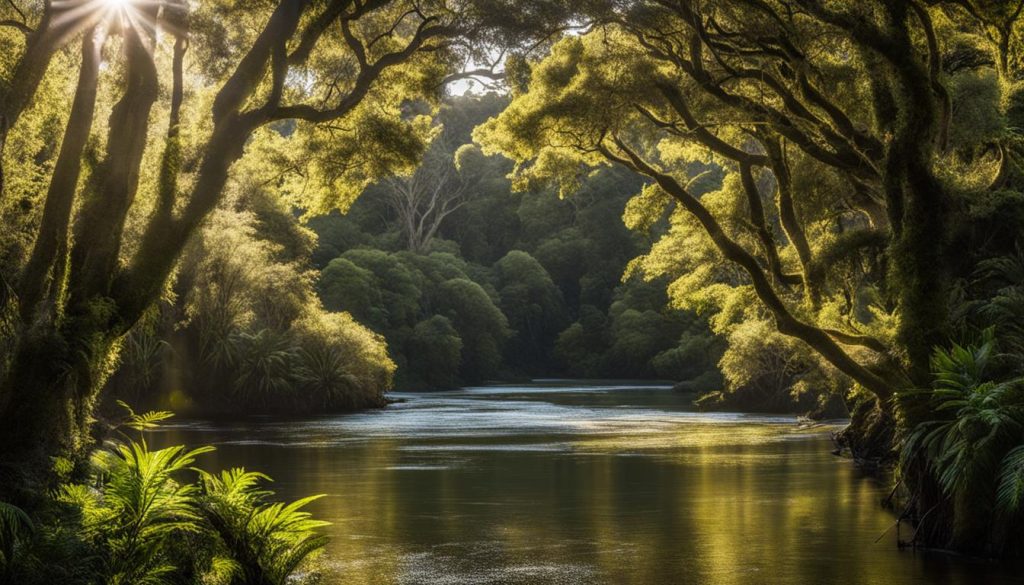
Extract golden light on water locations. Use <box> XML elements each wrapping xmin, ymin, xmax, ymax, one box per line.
<box><xmin>145</xmin><ymin>381</ymin><xmax>1005</xmax><ymax>585</ymax></box>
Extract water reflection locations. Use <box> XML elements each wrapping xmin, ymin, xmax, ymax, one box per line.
<box><xmin>152</xmin><ymin>383</ymin><xmax>1020</xmax><ymax>584</ymax></box>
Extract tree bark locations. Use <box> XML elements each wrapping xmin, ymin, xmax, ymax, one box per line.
<box><xmin>763</xmin><ymin>138</ymin><xmax>819</xmax><ymax>306</ymax></box>
<box><xmin>602</xmin><ymin>136</ymin><xmax>895</xmax><ymax>400</ymax></box>
<box><xmin>0</xmin><ymin>327</ymin><xmax>115</xmax><ymax>505</ymax></box>
<box><xmin>18</xmin><ymin>27</ymin><xmax>103</xmax><ymax>321</ymax></box>
<box><xmin>0</xmin><ymin>4</ymin><xmax>84</xmax><ymax>198</ymax></box>
<box><xmin>69</xmin><ymin>23</ymin><xmax>159</xmax><ymax>304</ymax></box>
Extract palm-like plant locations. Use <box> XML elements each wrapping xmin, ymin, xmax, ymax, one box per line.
<box><xmin>231</xmin><ymin>329</ymin><xmax>298</xmax><ymax>407</ymax></box>
<box><xmin>199</xmin><ymin>468</ymin><xmax>329</xmax><ymax>585</ymax></box>
<box><xmin>0</xmin><ymin>501</ymin><xmax>33</xmax><ymax>576</ymax></box>
<box><xmin>75</xmin><ymin>441</ymin><xmax>214</xmax><ymax>585</ymax></box>
<box><xmin>964</xmin><ymin>247</ymin><xmax>1024</xmax><ymax>360</ymax></box>
<box><xmin>900</xmin><ymin>331</ymin><xmax>1024</xmax><ymax>551</ymax></box>
<box><xmin>27</xmin><ymin>404</ymin><xmax>332</xmax><ymax>584</ymax></box>
<box><xmin>120</xmin><ymin>331</ymin><xmax>170</xmax><ymax>392</ymax></box>
<box><xmin>294</xmin><ymin>345</ymin><xmax>361</xmax><ymax>410</ymax></box>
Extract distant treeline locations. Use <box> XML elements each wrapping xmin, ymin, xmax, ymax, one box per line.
<box><xmin>310</xmin><ymin>95</ymin><xmax>723</xmax><ymax>393</ymax></box>
<box><xmin>105</xmin><ymin>94</ymin><xmax>852</xmax><ymax>416</ymax></box>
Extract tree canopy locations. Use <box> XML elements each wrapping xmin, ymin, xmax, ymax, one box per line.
<box><xmin>474</xmin><ymin>0</ymin><xmax>1024</xmax><ymax>554</ymax></box>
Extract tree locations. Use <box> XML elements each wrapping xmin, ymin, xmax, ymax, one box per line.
<box><xmin>406</xmin><ymin>315</ymin><xmax>462</xmax><ymax>388</ymax></box>
<box><xmin>434</xmin><ymin>278</ymin><xmax>510</xmax><ymax>383</ymax></box>
<box><xmin>477</xmin><ymin>0</ymin><xmax>1024</xmax><ymax>406</ymax></box>
<box><xmin>0</xmin><ymin>0</ymin><xmax>486</xmax><ymax>495</ymax></box>
<box><xmin>317</xmin><ymin>258</ymin><xmax>382</xmax><ymax>326</ymax></box>
<box><xmin>492</xmin><ymin>250</ymin><xmax>566</xmax><ymax>373</ymax></box>
<box><xmin>475</xmin><ymin>0</ymin><xmax>1024</xmax><ymax>550</ymax></box>
<box><xmin>380</xmin><ymin>135</ymin><xmax>473</xmax><ymax>253</ymax></box>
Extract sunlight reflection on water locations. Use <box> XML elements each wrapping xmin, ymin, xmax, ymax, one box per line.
<box><xmin>153</xmin><ymin>382</ymin><xmax>1023</xmax><ymax>585</ymax></box>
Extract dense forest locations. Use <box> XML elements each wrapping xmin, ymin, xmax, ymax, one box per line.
<box><xmin>3</xmin><ymin>0</ymin><xmax>1024</xmax><ymax>582</ymax></box>
<box><xmin>309</xmin><ymin>95</ymin><xmax>728</xmax><ymax>391</ymax></box>
<box><xmin>97</xmin><ymin>92</ymin><xmax>728</xmax><ymax>415</ymax></box>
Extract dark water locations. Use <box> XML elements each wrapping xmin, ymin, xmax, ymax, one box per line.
<box><xmin>152</xmin><ymin>382</ymin><xmax>1021</xmax><ymax>584</ymax></box>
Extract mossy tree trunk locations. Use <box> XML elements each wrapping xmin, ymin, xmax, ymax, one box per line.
<box><xmin>0</xmin><ymin>319</ymin><xmax>117</xmax><ymax>504</ymax></box>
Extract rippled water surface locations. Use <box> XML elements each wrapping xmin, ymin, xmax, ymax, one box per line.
<box><xmin>152</xmin><ymin>382</ymin><xmax>1021</xmax><ymax>584</ymax></box>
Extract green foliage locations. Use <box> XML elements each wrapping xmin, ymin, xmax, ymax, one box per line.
<box><xmin>899</xmin><ymin>331</ymin><xmax>1024</xmax><ymax>552</ymax></box>
<box><xmin>3</xmin><ymin>406</ymin><xmax>330</xmax><ymax>585</ymax></box>
<box><xmin>0</xmin><ymin>501</ymin><xmax>33</xmax><ymax>576</ymax></box>
<box><xmin>492</xmin><ymin>251</ymin><xmax>566</xmax><ymax>372</ymax></box>
<box><xmin>958</xmin><ymin>247</ymin><xmax>1024</xmax><ymax>358</ymax></box>
<box><xmin>292</xmin><ymin>308</ymin><xmax>395</xmax><ymax>408</ymax></box>
<box><xmin>309</xmin><ymin>97</ymin><xmax>721</xmax><ymax>391</ymax></box>
<box><xmin>406</xmin><ymin>316</ymin><xmax>463</xmax><ymax>389</ymax></box>
<box><xmin>228</xmin><ymin>329</ymin><xmax>298</xmax><ymax>407</ymax></box>
<box><xmin>109</xmin><ymin>197</ymin><xmax>395</xmax><ymax>415</ymax></box>
<box><xmin>314</xmin><ymin>242</ymin><xmax>522</xmax><ymax>387</ymax></box>
<box><xmin>318</xmin><ymin>258</ymin><xmax>380</xmax><ymax>324</ymax></box>
<box><xmin>118</xmin><ymin>332</ymin><xmax>170</xmax><ymax>401</ymax></box>
<box><xmin>75</xmin><ymin>441</ymin><xmax>213</xmax><ymax>584</ymax></box>
<box><xmin>473</xmin><ymin>28</ymin><xmax>872</xmax><ymax>412</ymax></box>
<box><xmin>115</xmin><ymin>400</ymin><xmax>174</xmax><ymax>433</ymax></box>
<box><xmin>1</xmin><ymin>0</ymin><xmax>484</xmax><ymax>492</ymax></box>
<box><xmin>435</xmin><ymin>278</ymin><xmax>511</xmax><ymax>383</ymax></box>
<box><xmin>326</xmin><ymin>249</ymin><xmax>422</xmax><ymax>331</ymax></box>
<box><xmin>199</xmin><ymin>469</ymin><xmax>329</xmax><ymax>585</ymax></box>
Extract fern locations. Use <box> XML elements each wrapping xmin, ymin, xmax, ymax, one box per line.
<box><xmin>200</xmin><ymin>468</ymin><xmax>329</xmax><ymax>585</ymax></box>
<box><xmin>17</xmin><ymin>403</ymin><xmax>329</xmax><ymax>583</ymax></box>
<box><xmin>115</xmin><ymin>400</ymin><xmax>175</xmax><ymax>432</ymax></box>
<box><xmin>81</xmin><ymin>440</ymin><xmax>214</xmax><ymax>585</ymax></box>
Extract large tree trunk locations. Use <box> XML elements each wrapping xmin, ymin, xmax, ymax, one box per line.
<box><xmin>18</xmin><ymin>28</ymin><xmax>103</xmax><ymax>320</ymax></box>
<box><xmin>0</xmin><ymin>323</ymin><xmax>117</xmax><ymax>506</ymax></box>
<box><xmin>69</xmin><ymin>21</ymin><xmax>159</xmax><ymax>303</ymax></box>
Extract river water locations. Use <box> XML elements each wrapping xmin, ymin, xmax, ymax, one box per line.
<box><xmin>152</xmin><ymin>381</ymin><xmax>1021</xmax><ymax>584</ymax></box>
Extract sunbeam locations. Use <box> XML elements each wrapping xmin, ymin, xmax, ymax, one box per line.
<box><xmin>47</xmin><ymin>0</ymin><xmax>166</xmax><ymax>47</ymax></box>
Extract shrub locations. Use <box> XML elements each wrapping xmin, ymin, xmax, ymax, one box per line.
<box><xmin>6</xmin><ymin>407</ymin><xmax>331</xmax><ymax>585</ymax></box>
<box><xmin>899</xmin><ymin>331</ymin><xmax>1024</xmax><ymax>554</ymax></box>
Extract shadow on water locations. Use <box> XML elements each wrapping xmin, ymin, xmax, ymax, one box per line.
<box><xmin>151</xmin><ymin>382</ymin><xmax>1022</xmax><ymax>585</ymax></box>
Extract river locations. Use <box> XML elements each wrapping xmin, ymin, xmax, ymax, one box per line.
<box><xmin>151</xmin><ymin>381</ymin><xmax>1021</xmax><ymax>584</ymax></box>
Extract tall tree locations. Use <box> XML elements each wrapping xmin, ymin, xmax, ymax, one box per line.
<box><xmin>0</xmin><ymin>0</ymin><xmax>485</xmax><ymax>496</ymax></box>
<box><xmin>478</xmin><ymin>0</ymin><xmax>1024</xmax><ymax>398</ymax></box>
<box><xmin>380</xmin><ymin>135</ymin><xmax>473</xmax><ymax>253</ymax></box>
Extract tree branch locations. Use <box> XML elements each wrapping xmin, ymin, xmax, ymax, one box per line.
<box><xmin>599</xmin><ymin>133</ymin><xmax>894</xmax><ymax>399</ymax></box>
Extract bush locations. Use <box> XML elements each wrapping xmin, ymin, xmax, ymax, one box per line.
<box><xmin>2</xmin><ymin>408</ymin><xmax>330</xmax><ymax>585</ymax></box>
<box><xmin>899</xmin><ymin>331</ymin><xmax>1024</xmax><ymax>554</ymax></box>
<box><xmin>108</xmin><ymin>208</ymin><xmax>394</xmax><ymax>415</ymax></box>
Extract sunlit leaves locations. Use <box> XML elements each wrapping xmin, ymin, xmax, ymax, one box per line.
<box><xmin>200</xmin><ymin>467</ymin><xmax>329</xmax><ymax>585</ymax></box>
<box><xmin>298</xmin><ymin>110</ymin><xmax>438</xmax><ymax>214</ymax></box>
<box><xmin>474</xmin><ymin>32</ymin><xmax>663</xmax><ymax>196</ymax></box>
<box><xmin>622</xmin><ymin>183</ymin><xmax>670</xmax><ymax>232</ymax></box>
